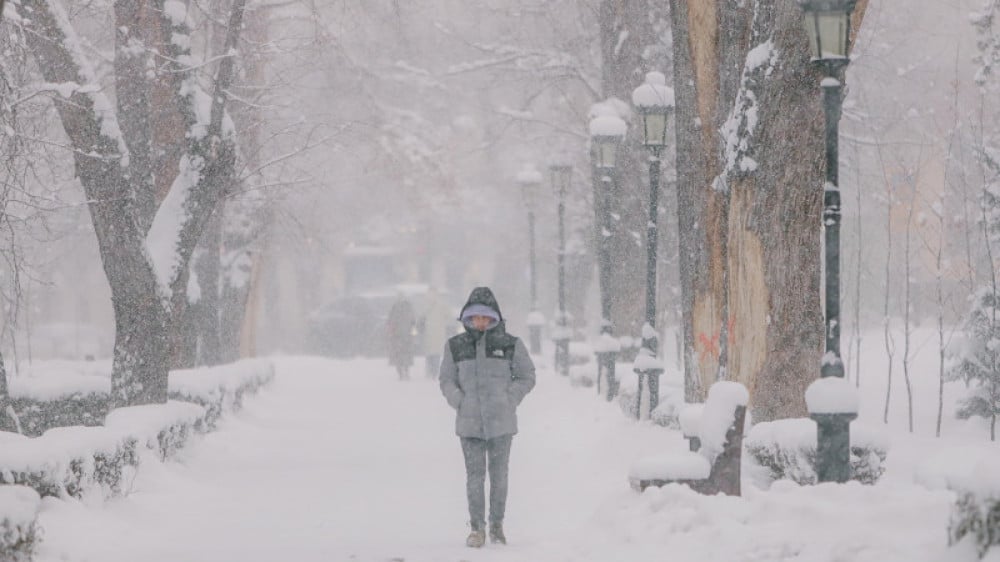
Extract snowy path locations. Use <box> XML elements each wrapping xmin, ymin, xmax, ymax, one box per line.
<box><xmin>35</xmin><ymin>355</ymin><xmax>957</xmax><ymax>562</ymax></box>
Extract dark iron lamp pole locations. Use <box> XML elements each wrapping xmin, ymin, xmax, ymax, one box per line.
<box><xmin>517</xmin><ymin>164</ymin><xmax>544</xmax><ymax>355</ymax></box>
<box><xmin>550</xmin><ymin>164</ymin><xmax>572</xmax><ymax>376</ymax></box>
<box><xmin>630</xmin><ymin>72</ymin><xmax>674</xmax><ymax>419</ymax></box>
<box><xmin>799</xmin><ymin>0</ymin><xmax>858</xmax><ymax>483</ymax></box>
<box><xmin>589</xmin><ymin>106</ymin><xmax>627</xmax><ymax>400</ymax></box>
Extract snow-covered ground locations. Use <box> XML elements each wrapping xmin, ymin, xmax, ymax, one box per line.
<box><xmin>28</xmin><ymin>328</ymin><xmax>997</xmax><ymax>561</ymax></box>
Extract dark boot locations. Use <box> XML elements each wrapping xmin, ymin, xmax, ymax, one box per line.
<box><xmin>489</xmin><ymin>522</ymin><xmax>506</xmax><ymax>545</ymax></box>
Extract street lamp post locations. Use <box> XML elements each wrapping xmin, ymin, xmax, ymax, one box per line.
<box><xmin>631</xmin><ymin>71</ymin><xmax>675</xmax><ymax>419</ymax></box>
<box><xmin>550</xmin><ymin>164</ymin><xmax>572</xmax><ymax>377</ymax></box>
<box><xmin>517</xmin><ymin>164</ymin><xmax>544</xmax><ymax>355</ymax></box>
<box><xmin>589</xmin><ymin>105</ymin><xmax>627</xmax><ymax>401</ymax></box>
<box><xmin>798</xmin><ymin>0</ymin><xmax>859</xmax><ymax>483</ymax></box>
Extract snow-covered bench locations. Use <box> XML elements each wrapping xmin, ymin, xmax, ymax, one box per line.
<box><xmin>0</xmin><ymin>485</ymin><xmax>41</xmax><ymax>561</ymax></box>
<box><xmin>629</xmin><ymin>382</ymin><xmax>748</xmax><ymax>496</ymax></box>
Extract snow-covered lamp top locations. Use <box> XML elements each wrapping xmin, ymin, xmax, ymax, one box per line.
<box><xmin>805</xmin><ymin>376</ymin><xmax>859</xmax><ymax>415</ymax></box>
<box><xmin>631</xmin><ymin>71</ymin><xmax>675</xmax><ymax>148</ymax></box>
<box><xmin>517</xmin><ymin>163</ymin><xmax>542</xmax><ymax>208</ymax></box>
<box><xmin>797</xmin><ymin>0</ymin><xmax>857</xmax><ymax>64</ymax></box>
<box><xmin>588</xmin><ymin>114</ymin><xmax>627</xmax><ymax>138</ymax></box>
<box><xmin>589</xmin><ymin>113</ymin><xmax>627</xmax><ymax>170</ymax></box>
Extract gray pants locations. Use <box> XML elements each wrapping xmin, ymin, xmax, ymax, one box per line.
<box><xmin>460</xmin><ymin>435</ymin><xmax>513</xmax><ymax>529</ymax></box>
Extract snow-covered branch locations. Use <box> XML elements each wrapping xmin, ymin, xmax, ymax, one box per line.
<box><xmin>146</xmin><ymin>0</ymin><xmax>248</xmax><ymax>300</ymax></box>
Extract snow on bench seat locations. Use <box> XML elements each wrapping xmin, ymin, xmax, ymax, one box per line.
<box><xmin>628</xmin><ymin>452</ymin><xmax>711</xmax><ymax>482</ymax></box>
<box><xmin>630</xmin><ymin>382</ymin><xmax>748</xmax><ymax>496</ymax></box>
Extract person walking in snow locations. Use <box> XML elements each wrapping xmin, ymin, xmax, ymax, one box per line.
<box><xmin>386</xmin><ymin>295</ymin><xmax>416</xmax><ymax>380</ymax></box>
<box><xmin>438</xmin><ymin>287</ymin><xmax>536</xmax><ymax>548</ymax></box>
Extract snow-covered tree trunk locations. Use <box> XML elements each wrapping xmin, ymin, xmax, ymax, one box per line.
<box><xmin>668</xmin><ymin>0</ymin><xmax>747</xmax><ymax>402</ymax></box>
<box><xmin>11</xmin><ymin>0</ymin><xmax>246</xmax><ymax>406</ymax></box>
<box><xmin>0</xmin><ymin>7</ymin><xmax>16</xmax><ymax>430</ymax></box>
<box><xmin>215</xmin><ymin>193</ymin><xmax>263</xmax><ymax>364</ymax></box>
<box><xmin>668</xmin><ymin>0</ymin><xmax>867</xmax><ymax>421</ymax></box>
<box><xmin>881</xmin><ymin>166</ymin><xmax>896</xmax><ymax>423</ymax></box>
<box><xmin>0</xmin><ymin>350</ymin><xmax>10</xmax><ymax>432</ymax></box>
<box><xmin>178</xmin><ymin>211</ymin><xmax>223</xmax><ymax>368</ymax></box>
<box><xmin>14</xmin><ymin>0</ymin><xmax>168</xmax><ymax>405</ymax></box>
<box><xmin>902</xmin><ymin>176</ymin><xmax>916</xmax><ymax>433</ymax></box>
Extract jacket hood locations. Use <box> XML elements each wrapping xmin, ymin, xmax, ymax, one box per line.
<box><xmin>458</xmin><ymin>287</ymin><xmax>503</xmax><ymax>322</ymax></box>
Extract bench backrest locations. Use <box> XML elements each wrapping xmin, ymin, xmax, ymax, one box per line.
<box><xmin>698</xmin><ymin>381</ymin><xmax>749</xmax><ymax>496</ymax></box>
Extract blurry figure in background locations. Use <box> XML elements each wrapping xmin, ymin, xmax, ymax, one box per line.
<box><xmin>386</xmin><ymin>295</ymin><xmax>416</xmax><ymax>380</ymax></box>
<box><xmin>421</xmin><ymin>288</ymin><xmax>454</xmax><ymax>378</ymax></box>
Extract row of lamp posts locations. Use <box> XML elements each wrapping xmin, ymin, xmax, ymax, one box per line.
<box><xmin>517</xmin><ymin>0</ymin><xmax>857</xmax><ymax>484</ymax></box>
<box><xmin>517</xmin><ymin>163</ymin><xmax>572</xmax><ymax>377</ymax></box>
<box><xmin>517</xmin><ymin>71</ymin><xmax>676</xmax><ymax>413</ymax></box>
<box><xmin>585</xmin><ymin>72</ymin><xmax>676</xmax><ymax>416</ymax></box>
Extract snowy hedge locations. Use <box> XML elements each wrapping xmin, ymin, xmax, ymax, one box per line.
<box><xmin>0</xmin><ymin>425</ymin><xmax>139</xmax><ymax>498</ymax></box>
<box><xmin>6</xmin><ymin>358</ymin><xmax>274</xmax><ymax>436</ymax></box>
<box><xmin>950</xmin><ymin>490</ymin><xmax>1000</xmax><ymax>559</ymax></box>
<box><xmin>917</xmin><ymin>449</ymin><xmax>1000</xmax><ymax>559</ymax></box>
<box><xmin>745</xmin><ymin>418</ymin><xmax>888</xmax><ymax>485</ymax></box>
<box><xmin>0</xmin><ymin>360</ymin><xmax>275</xmax><ymax>500</ymax></box>
<box><xmin>615</xmin><ymin>371</ymin><xmax>684</xmax><ymax>428</ymax></box>
<box><xmin>167</xmin><ymin>359</ymin><xmax>275</xmax><ymax>430</ymax></box>
<box><xmin>7</xmin><ymin>393</ymin><xmax>109</xmax><ymax>437</ymax></box>
<box><xmin>0</xmin><ymin>486</ymin><xmax>41</xmax><ymax>562</ymax></box>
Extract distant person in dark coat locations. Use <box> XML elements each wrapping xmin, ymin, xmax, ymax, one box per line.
<box><xmin>386</xmin><ymin>295</ymin><xmax>416</xmax><ymax>380</ymax></box>
<box><xmin>438</xmin><ymin>287</ymin><xmax>536</xmax><ymax>548</ymax></box>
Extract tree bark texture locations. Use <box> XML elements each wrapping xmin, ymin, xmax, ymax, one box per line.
<box><xmin>0</xmin><ymin>349</ymin><xmax>12</xmax><ymax>432</ymax></box>
<box><xmin>173</xmin><ymin>0</ymin><xmax>271</xmax><ymax>368</ymax></box>
<box><xmin>668</xmin><ymin>0</ymin><xmax>866</xmax><ymax>422</ymax></box>
<box><xmin>18</xmin><ymin>0</ymin><xmax>171</xmax><ymax>405</ymax></box>
<box><xmin>15</xmin><ymin>0</ymin><xmax>247</xmax><ymax>406</ymax></box>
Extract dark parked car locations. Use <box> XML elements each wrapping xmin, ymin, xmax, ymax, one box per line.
<box><xmin>307</xmin><ymin>285</ymin><xmax>433</xmax><ymax>358</ymax></box>
<box><xmin>307</xmin><ymin>294</ymin><xmax>395</xmax><ymax>358</ymax></box>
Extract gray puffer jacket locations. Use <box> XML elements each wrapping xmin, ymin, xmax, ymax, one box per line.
<box><xmin>439</xmin><ymin>288</ymin><xmax>536</xmax><ymax>439</ymax></box>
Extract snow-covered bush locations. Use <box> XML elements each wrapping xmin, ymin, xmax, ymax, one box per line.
<box><xmin>105</xmin><ymin>402</ymin><xmax>206</xmax><ymax>462</ymax></box>
<box><xmin>614</xmin><ymin>370</ymin><xmax>685</xmax><ymax>427</ymax></box>
<box><xmin>167</xmin><ymin>359</ymin><xmax>275</xmax><ymax>429</ymax></box>
<box><xmin>950</xmin><ymin>490</ymin><xmax>1000</xmax><ymax>559</ymax></box>
<box><xmin>0</xmin><ymin>427</ymin><xmax>138</xmax><ymax>498</ymax></box>
<box><xmin>5</xmin><ymin>358</ymin><xmax>274</xmax><ymax>437</ymax></box>
<box><xmin>0</xmin><ymin>360</ymin><xmax>274</xmax><ymax>500</ymax></box>
<box><xmin>745</xmin><ymin>419</ymin><xmax>888</xmax><ymax>485</ymax></box>
<box><xmin>8</xmin><ymin>393</ymin><xmax>109</xmax><ymax>437</ymax></box>
<box><xmin>617</xmin><ymin>336</ymin><xmax>640</xmax><ymax>363</ymax></box>
<box><xmin>947</xmin><ymin>288</ymin><xmax>1000</xmax><ymax>441</ymax></box>
<box><xmin>952</xmin><ymin>0</ymin><xmax>1000</xmax><ymax>443</ymax></box>
<box><xmin>650</xmin><ymin>385</ymin><xmax>686</xmax><ymax>429</ymax></box>
<box><xmin>919</xmin><ymin>449</ymin><xmax>1000</xmax><ymax>559</ymax></box>
<box><xmin>568</xmin><ymin>341</ymin><xmax>592</xmax><ymax>367</ymax></box>
<box><xmin>0</xmin><ymin>486</ymin><xmax>41</xmax><ymax>562</ymax></box>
